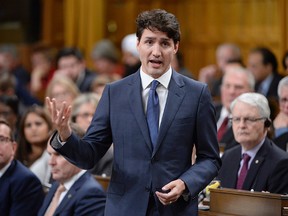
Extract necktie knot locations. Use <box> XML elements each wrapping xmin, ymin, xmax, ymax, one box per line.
<box><xmin>242</xmin><ymin>153</ymin><xmax>251</xmax><ymax>163</ymax></box>
<box><xmin>150</xmin><ymin>80</ymin><xmax>159</xmax><ymax>91</ymax></box>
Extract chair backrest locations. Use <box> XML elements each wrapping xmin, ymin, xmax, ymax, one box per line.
<box><xmin>94</xmin><ymin>175</ymin><xmax>110</xmax><ymax>191</ymax></box>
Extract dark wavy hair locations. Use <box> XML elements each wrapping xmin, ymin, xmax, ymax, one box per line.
<box><xmin>16</xmin><ymin>105</ymin><xmax>53</xmax><ymax>166</ymax></box>
<box><xmin>136</xmin><ymin>9</ymin><xmax>181</xmax><ymax>44</ymax></box>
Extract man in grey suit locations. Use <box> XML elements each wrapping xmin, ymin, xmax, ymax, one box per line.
<box><xmin>46</xmin><ymin>9</ymin><xmax>221</xmax><ymax>216</ymax></box>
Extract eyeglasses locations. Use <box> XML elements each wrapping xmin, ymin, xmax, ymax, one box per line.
<box><xmin>280</xmin><ymin>97</ymin><xmax>288</xmax><ymax>104</ymax></box>
<box><xmin>0</xmin><ymin>135</ymin><xmax>12</xmax><ymax>144</ymax></box>
<box><xmin>229</xmin><ymin>117</ymin><xmax>266</xmax><ymax>124</ymax></box>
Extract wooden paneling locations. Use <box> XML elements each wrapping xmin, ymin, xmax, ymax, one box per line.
<box><xmin>39</xmin><ymin>0</ymin><xmax>288</xmax><ymax>76</ymax></box>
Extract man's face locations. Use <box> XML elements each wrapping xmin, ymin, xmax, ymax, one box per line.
<box><xmin>137</xmin><ymin>29</ymin><xmax>178</xmax><ymax>78</ymax></box>
<box><xmin>0</xmin><ymin>103</ymin><xmax>17</xmax><ymax>129</ymax></box>
<box><xmin>216</xmin><ymin>47</ymin><xmax>236</xmax><ymax>72</ymax></box>
<box><xmin>47</xmin><ymin>144</ymin><xmax>80</xmax><ymax>183</ymax></box>
<box><xmin>279</xmin><ymin>86</ymin><xmax>288</xmax><ymax>116</ymax></box>
<box><xmin>231</xmin><ymin>101</ymin><xmax>267</xmax><ymax>150</ymax></box>
<box><xmin>247</xmin><ymin>52</ymin><xmax>271</xmax><ymax>82</ymax></box>
<box><xmin>221</xmin><ymin>66</ymin><xmax>252</xmax><ymax>110</ymax></box>
<box><xmin>57</xmin><ymin>56</ymin><xmax>85</xmax><ymax>81</ymax></box>
<box><xmin>74</xmin><ymin>102</ymin><xmax>95</xmax><ymax>132</ymax></box>
<box><xmin>0</xmin><ymin>124</ymin><xmax>16</xmax><ymax>169</ymax></box>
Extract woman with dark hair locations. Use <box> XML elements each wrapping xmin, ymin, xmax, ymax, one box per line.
<box><xmin>16</xmin><ymin>105</ymin><xmax>53</xmax><ymax>186</ymax></box>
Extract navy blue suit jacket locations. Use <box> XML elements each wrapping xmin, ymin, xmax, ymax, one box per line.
<box><xmin>217</xmin><ymin>138</ymin><xmax>288</xmax><ymax>194</ymax></box>
<box><xmin>51</xmin><ymin>70</ymin><xmax>221</xmax><ymax>216</ymax></box>
<box><xmin>38</xmin><ymin>171</ymin><xmax>106</xmax><ymax>216</ymax></box>
<box><xmin>0</xmin><ymin>160</ymin><xmax>45</xmax><ymax>216</ymax></box>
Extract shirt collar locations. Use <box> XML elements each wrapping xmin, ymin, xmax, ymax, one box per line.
<box><xmin>0</xmin><ymin>161</ymin><xmax>11</xmax><ymax>178</ymax></box>
<box><xmin>242</xmin><ymin>137</ymin><xmax>265</xmax><ymax>159</ymax></box>
<box><xmin>62</xmin><ymin>170</ymin><xmax>86</xmax><ymax>191</ymax></box>
<box><xmin>140</xmin><ymin>66</ymin><xmax>172</xmax><ymax>90</ymax></box>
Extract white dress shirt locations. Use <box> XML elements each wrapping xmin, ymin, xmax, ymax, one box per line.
<box><xmin>140</xmin><ymin>66</ymin><xmax>171</xmax><ymax>127</ymax></box>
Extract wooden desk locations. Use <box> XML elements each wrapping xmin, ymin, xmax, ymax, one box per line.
<box><xmin>199</xmin><ymin>188</ymin><xmax>288</xmax><ymax>216</ymax></box>
<box><xmin>94</xmin><ymin>175</ymin><xmax>110</xmax><ymax>191</ymax></box>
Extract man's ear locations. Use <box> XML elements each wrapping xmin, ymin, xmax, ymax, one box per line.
<box><xmin>174</xmin><ymin>42</ymin><xmax>179</xmax><ymax>54</ymax></box>
<box><xmin>12</xmin><ymin>141</ymin><xmax>17</xmax><ymax>157</ymax></box>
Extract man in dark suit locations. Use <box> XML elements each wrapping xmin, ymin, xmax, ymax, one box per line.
<box><xmin>217</xmin><ymin>93</ymin><xmax>288</xmax><ymax>194</ymax></box>
<box><xmin>0</xmin><ymin>119</ymin><xmax>44</xmax><ymax>216</ymax></box>
<box><xmin>38</xmin><ymin>123</ymin><xmax>106</xmax><ymax>216</ymax></box>
<box><xmin>46</xmin><ymin>9</ymin><xmax>221</xmax><ymax>215</ymax></box>
<box><xmin>247</xmin><ymin>47</ymin><xmax>283</xmax><ymax>120</ymax></box>
<box><xmin>215</xmin><ymin>64</ymin><xmax>255</xmax><ymax>152</ymax></box>
<box><xmin>55</xmin><ymin>47</ymin><xmax>96</xmax><ymax>93</ymax></box>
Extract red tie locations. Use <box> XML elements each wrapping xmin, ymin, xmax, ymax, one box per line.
<box><xmin>217</xmin><ymin>117</ymin><xmax>228</xmax><ymax>141</ymax></box>
<box><xmin>236</xmin><ymin>153</ymin><xmax>251</xmax><ymax>189</ymax></box>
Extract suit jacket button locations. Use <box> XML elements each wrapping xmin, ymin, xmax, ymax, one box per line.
<box><xmin>145</xmin><ymin>186</ymin><xmax>151</xmax><ymax>192</ymax></box>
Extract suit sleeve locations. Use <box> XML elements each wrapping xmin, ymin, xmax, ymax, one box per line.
<box><xmin>180</xmin><ymin>84</ymin><xmax>221</xmax><ymax>197</ymax></box>
<box><xmin>11</xmin><ymin>174</ymin><xmax>45</xmax><ymax>216</ymax></box>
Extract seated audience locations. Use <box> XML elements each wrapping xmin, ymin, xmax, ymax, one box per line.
<box><xmin>91</xmin><ymin>39</ymin><xmax>123</xmax><ymax>79</ymax></box>
<box><xmin>198</xmin><ymin>43</ymin><xmax>242</xmax><ymax>101</ymax></box>
<box><xmin>55</xmin><ymin>47</ymin><xmax>96</xmax><ymax>92</ymax></box>
<box><xmin>30</xmin><ymin>43</ymin><xmax>56</xmax><ymax>103</ymax></box>
<box><xmin>90</xmin><ymin>74</ymin><xmax>119</xmax><ymax>97</ymax></box>
<box><xmin>216</xmin><ymin>64</ymin><xmax>255</xmax><ymax>152</ymax></box>
<box><xmin>0</xmin><ymin>119</ymin><xmax>45</xmax><ymax>216</ymax></box>
<box><xmin>71</xmin><ymin>93</ymin><xmax>113</xmax><ymax>176</ymax></box>
<box><xmin>171</xmin><ymin>51</ymin><xmax>194</xmax><ymax>78</ymax></box>
<box><xmin>217</xmin><ymin>93</ymin><xmax>288</xmax><ymax>194</ymax></box>
<box><xmin>45</xmin><ymin>73</ymin><xmax>79</xmax><ymax>110</ymax></box>
<box><xmin>0</xmin><ymin>95</ymin><xmax>20</xmax><ymax>139</ymax></box>
<box><xmin>121</xmin><ymin>33</ymin><xmax>141</xmax><ymax>77</ymax></box>
<box><xmin>16</xmin><ymin>105</ymin><xmax>53</xmax><ymax>186</ymax></box>
<box><xmin>273</xmin><ymin>76</ymin><xmax>288</xmax><ymax>151</ymax></box>
<box><xmin>0</xmin><ymin>44</ymin><xmax>41</xmax><ymax>106</ymax></box>
<box><xmin>38</xmin><ymin>123</ymin><xmax>106</xmax><ymax>216</ymax></box>
<box><xmin>282</xmin><ymin>51</ymin><xmax>288</xmax><ymax>74</ymax></box>
<box><xmin>247</xmin><ymin>47</ymin><xmax>283</xmax><ymax>120</ymax></box>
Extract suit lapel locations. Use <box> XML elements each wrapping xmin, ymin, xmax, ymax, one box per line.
<box><xmin>42</xmin><ymin>183</ymin><xmax>59</xmax><ymax>213</ymax></box>
<box><xmin>128</xmin><ymin>72</ymin><xmax>154</xmax><ymax>152</ymax></box>
<box><xmin>227</xmin><ymin>149</ymin><xmax>242</xmax><ymax>188</ymax></box>
<box><xmin>153</xmin><ymin>71</ymin><xmax>185</xmax><ymax>155</ymax></box>
<box><xmin>55</xmin><ymin>172</ymin><xmax>88</xmax><ymax>214</ymax></box>
<box><xmin>243</xmin><ymin>140</ymin><xmax>268</xmax><ymax>190</ymax></box>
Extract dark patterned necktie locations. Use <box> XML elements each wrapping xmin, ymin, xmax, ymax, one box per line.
<box><xmin>147</xmin><ymin>80</ymin><xmax>160</xmax><ymax>149</ymax></box>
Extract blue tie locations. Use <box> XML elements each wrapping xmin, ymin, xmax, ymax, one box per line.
<box><xmin>147</xmin><ymin>80</ymin><xmax>160</xmax><ymax>149</ymax></box>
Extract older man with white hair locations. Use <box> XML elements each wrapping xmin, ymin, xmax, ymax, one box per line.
<box><xmin>217</xmin><ymin>92</ymin><xmax>288</xmax><ymax>194</ymax></box>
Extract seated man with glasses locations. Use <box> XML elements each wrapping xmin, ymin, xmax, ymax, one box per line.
<box><xmin>217</xmin><ymin>92</ymin><xmax>288</xmax><ymax>194</ymax></box>
<box><xmin>273</xmin><ymin>76</ymin><xmax>288</xmax><ymax>151</ymax></box>
<box><xmin>0</xmin><ymin>119</ymin><xmax>45</xmax><ymax>216</ymax></box>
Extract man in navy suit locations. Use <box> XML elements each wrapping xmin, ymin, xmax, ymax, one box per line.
<box><xmin>46</xmin><ymin>9</ymin><xmax>221</xmax><ymax>216</ymax></box>
<box><xmin>0</xmin><ymin>119</ymin><xmax>44</xmax><ymax>216</ymax></box>
<box><xmin>38</xmin><ymin>123</ymin><xmax>106</xmax><ymax>216</ymax></box>
<box><xmin>217</xmin><ymin>93</ymin><xmax>288</xmax><ymax>194</ymax></box>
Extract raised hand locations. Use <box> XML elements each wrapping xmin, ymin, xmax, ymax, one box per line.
<box><xmin>46</xmin><ymin>97</ymin><xmax>72</xmax><ymax>141</ymax></box>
